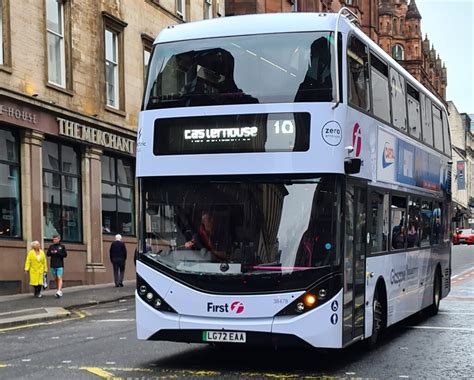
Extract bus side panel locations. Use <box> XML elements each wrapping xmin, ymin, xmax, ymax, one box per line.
<box><xmin>366</xmin><ymin>245</ymin><xmax>448</xmax><ymax>338</ymax></box>
<box><xmin>272</xmin><ymin>290</ymin><xmax>343</xmax><ymax>349</ymax></box>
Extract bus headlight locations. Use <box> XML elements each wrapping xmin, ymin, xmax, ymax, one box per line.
<box><xmin>136</xmin><ymin>275</ymin><xmax>177</xmax><ymax>313</ymax></box>
<box><xmin>276</xmin><ymin>273</ymin><xmax>342</xmax><ymax>317</ymax></box>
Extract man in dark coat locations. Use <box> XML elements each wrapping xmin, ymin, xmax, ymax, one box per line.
<box><xmin>110</xmin><ymin>234</ymin><xmax>127</xmax><ymax>287</ymax></box>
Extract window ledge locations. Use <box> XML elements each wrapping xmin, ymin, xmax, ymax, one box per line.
<box><xmin>105</xmin><ymin>105</ymin><xmax>126</xmax><ymax>117</ymax></box>
<box><xmin>46</xmin><ymin>82</ymin><xmax>74</xmax><ymax>97</ymax></box>
<box><xmin>0</xmin><ymin>65</ymin><xmax>12</xmax><ymax>74</ymax></box>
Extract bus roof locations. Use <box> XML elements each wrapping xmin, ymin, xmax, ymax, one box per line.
<box><xmin>155</xmin><ymin>12</ymin><xmax>352</xmax><ymax>43</ymax></box>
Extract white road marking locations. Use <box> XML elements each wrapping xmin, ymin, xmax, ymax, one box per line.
<box><xmin>107</xmin><ymin>308</ymin><xmax>128</xmax><ymax>314</ymax></box>
<box><xmin>21</xmin><ymin>359</ymin><xmax>31</xmax><ymax>362</ymax></box>
<box><xmin>406</xmin><ymin>325</ymin><xmax>474</xmax><ymax>332</ymax></box>
<box><xmin>345</xmin><ymin>372</ymin><xmax>356</xmax><ymax>375</ymax></box>
<box><xmin>93</xmin><ymin>319</ymin><xmax>135</xmax><ymax>322</ymax></box>
<box><xmin>399</xmin><ymin>376</ymin><xmax>410</xmax><ymax>378</ymax></box>
<box><xmin>17</xmin><ymin>336</ymin><xmax>25</xmax><ymax>339</ymax></box>
<box><xmin>118</xmin><ymin>299</ymin><xmax>127</xmax><ymax>303</ymax></box>
<box><xmin>86</xmin><ymin>337</ymin><xmax>94</xmax><ymax>340</ymax></box>
<box><xmin>62</xmin><ymin>360</ymin><xmax>72</xmax><ymax>363</ymax></box>
<box><xmin>106</xmin><ymin>362</ymin><xmax>116</xmax><ymax>365</ymax></box>
<box><xmin>51</xmin><ymin>336</ymin><xmax>59</xmax><ymax>339</ymax></box>
<box><xmin>119</xmin><ymin>337</ymin><xmax>127</xmax><ymax>340</ymax></box>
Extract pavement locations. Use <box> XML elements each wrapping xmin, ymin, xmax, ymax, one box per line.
<box><xmin>0</xmin><ymin>280</ymin><xmax>135</xmax><ymax>329</ymax></box>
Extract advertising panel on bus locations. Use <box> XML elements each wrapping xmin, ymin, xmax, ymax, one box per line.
<box><xmin>377</xmin><ymin>128</ymin><xmax>448</xmax><ymax>191</ymax></box>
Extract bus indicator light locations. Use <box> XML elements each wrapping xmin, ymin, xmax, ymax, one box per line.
<box><xmin>304</xmin><ymin>294</ymin><xmax>316</xmax><ymax>307</ymax></box>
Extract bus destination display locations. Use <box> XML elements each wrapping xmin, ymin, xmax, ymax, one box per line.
<box><xmin>153</xmin><ymin>112</ymin><xmax>310</xmax><ymax>155</ymax></box>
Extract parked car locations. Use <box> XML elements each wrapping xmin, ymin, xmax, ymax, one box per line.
<box><xmin>452</xmin><ymin>228</ymin><xmax>474</xmax><ymax>245</ymax></box>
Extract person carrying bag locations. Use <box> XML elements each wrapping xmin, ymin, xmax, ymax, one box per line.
<box><xmin>24</xmin><ymin>241</ymin><xmax>48</xmax><ymax>298</ymax></box>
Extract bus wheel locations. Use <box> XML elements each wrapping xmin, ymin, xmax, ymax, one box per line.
<box><xmin>366</xmin><ymin>287</ymin><xmax>384</xmax><ymax>349</ymax></box>
<box><xmin>428</xmin><ymin>269</ymin><xmax>441</xmax><ymax>316</ymax></box>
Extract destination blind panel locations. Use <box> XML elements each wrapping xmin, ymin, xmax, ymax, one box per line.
<box><xmin>153</xmin><ymin>112</ymin><xmax>310</xmax><ymax>155</ymax></box>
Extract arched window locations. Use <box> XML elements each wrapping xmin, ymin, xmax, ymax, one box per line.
<box><xmin>392</xmin><ymin>44</ymin><xmax>404</xmax><ymax>60</ymax></box>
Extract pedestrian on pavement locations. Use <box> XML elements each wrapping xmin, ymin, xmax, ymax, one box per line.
<box><xmin>47</xmin><ymin>234</ymin><xmax>68</xmax><ymax>298</ymax></box>
<box><xmin>110</xmin><ymin>234</ymin><xmax>127</xmax><ymax>287</ymax></box>
<box><xmin>24</xmin><ymin>241</ymin><xmax>48</xmax><ymax>298</ymax></box>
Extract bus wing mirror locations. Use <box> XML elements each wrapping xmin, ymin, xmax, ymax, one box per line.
<box><xmin>344</xmin><ymin>158</ymin><xmax>361</xmax><ymax>174</ymax></box>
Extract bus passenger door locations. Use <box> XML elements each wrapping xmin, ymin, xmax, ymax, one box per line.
<box><xmin>343</xmin><ymin>180</ymin><xmax>367</xmax><ymax>345</ymax></box>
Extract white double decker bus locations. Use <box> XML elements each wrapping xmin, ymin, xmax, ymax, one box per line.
<box><xmin>135</xmin><ymin>10</ymin><xmax>451</xmax><ymax>349</ymax></box>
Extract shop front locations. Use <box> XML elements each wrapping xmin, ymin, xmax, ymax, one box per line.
<box><xmin>0</xmin><ymin>97</ymin><xmax>137</xmax><ymax>295</ymax></box>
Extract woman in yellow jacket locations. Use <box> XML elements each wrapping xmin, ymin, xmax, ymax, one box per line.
<box><xmin>24</xmin><ymin>241</ymin><xmax>48</xmax><ymax>298</ymax></box>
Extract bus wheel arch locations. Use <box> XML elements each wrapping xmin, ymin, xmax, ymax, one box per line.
<box><xmin>366</xmin><ymin>278</ymin><xmax>387</xmax><ymax>348</ymax></box>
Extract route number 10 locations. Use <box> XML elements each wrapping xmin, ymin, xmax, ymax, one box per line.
<box><xmin>273</xmin><ymin>120</ymin><xmax>295</xmax><ymax>134</ymax></box>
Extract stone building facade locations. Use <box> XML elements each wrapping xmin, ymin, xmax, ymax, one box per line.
<box><xmin>448</xmin><ymin>102</ymin><xmax>473</xmax><ymax>228</ymax></box>
<box><xmin>0</xmin><ymin>0</ymin><xmax>224</xmax><ymax>294</ymax></box>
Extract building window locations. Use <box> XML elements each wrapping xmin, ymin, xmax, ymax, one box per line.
<box><xmin>142</xmin><ymin>34</ymin><xmax>154</xmax><ymax>87</ymax></box>
<box><xmin>103</xmin><ymin>12</ymin><xmax>127</xmax><ymax>111</ymax></box>
<box><xmin>347</xmin><ymin>35</ymin><xmax>369</xmax><ymax>111</ymax></box>
<box><xmin>392</xmin><ymin>44</ymin><xmax>404</xmax><ymax>60</ymax></box>
<box><xmin>0</xmin><ymin>126</ymin><xmax>20</xmax><ymax>238</ymax></box>
<box><xmin>42</xmin><ymin>140</ymin><xmax>82</xmax><ymax>242</ymax></box>
<box><xmin>0</xmin><ymin>0</ymin><xmax>4</xmax><ymax>65</ymax></box>
<box><xmin>176</xmin><ymin>0</ymin><xmax>185</xmax><ymax>19</ymax></box>
<box><xmin>105</xmin><ymin>29</ymin><xmax>119</xmax><ymax>108</ymax></box>
<box><xmin>46</xmin><ymin>0</ymin><xmax>66</xmax><ymax>87</ymax></box>
<box><xmin>0</xmin><ymin>0</ymin><xmax>11</xmax><ymax>68</ymax></box>
<box><xmin>101</xmin><ymin>155</ymin><xmax>135</xmax><ymax>236</ymax></box>
<box><xmin>204</xmin><ymin>0</ymin><xmax>212</xmax><ymax>19</ymax></box>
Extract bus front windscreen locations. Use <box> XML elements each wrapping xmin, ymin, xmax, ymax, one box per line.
<box><xmin>143</xmin><ymin>32</ymin><xmax>337</xmax><ymax>109</ymax></box>
<box><xmin>141</xmin><ymin>175</ymin><xmax>340</xmax><ymax>293</ymax></box>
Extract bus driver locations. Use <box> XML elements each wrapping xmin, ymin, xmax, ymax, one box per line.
<box><xmin>185</xmin><ymin>212</ymin><xmax>228</xmax><ymax>261</ymax></box>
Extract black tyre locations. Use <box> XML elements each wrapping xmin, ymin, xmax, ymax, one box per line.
<box><xmin>366</xmin><ymin>286</ymin><xmax>384</xmax><ymax>349</ymax></box>
<box><xmin>427</xmin><ymin>269</ymin><xmax>441</xmax><ymax>316</ymax></box>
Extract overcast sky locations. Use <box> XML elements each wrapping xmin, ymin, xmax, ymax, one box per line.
<box><xmin>415</xmin><ymin>0</ymin><xmax>474</xmax><ymax>114</ymax></box>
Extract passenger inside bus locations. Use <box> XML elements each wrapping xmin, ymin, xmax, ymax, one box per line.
<box><xmin>294</xmin><ymin>36</ymin><xmax>333</xmax><ymax>103</ymax></box>
<box><xmin>392</xmin><ymin>223</ymin><xmax>406</xmax><ymax>249</ymax></box>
